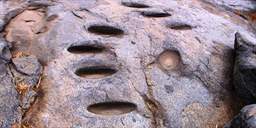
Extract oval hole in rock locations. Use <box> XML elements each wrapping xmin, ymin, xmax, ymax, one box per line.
<box><xmin>141</xmin><ymin>11</ymin><xmax>171</xmax><ymax>17</ymax></box>
<box><xmin>168</xmin><ymin>24</ymin><xmax>192</xmax><ymax>30</ymax></box>
<box><xmin>67</xmin><ymin>45</ymin><xmax>105</xmax><ymax>54</ymax></box>
<box><xmin>121</xmin><ymin>2</ymin><xmax>150</xmax><ymax>8</ymax></box>
<box><xmin>87</xmin><ymin>102</ymin><xmax>137</xmax><ymax>115</ymax></box>
<box><xmin>75</xmin><ymin>66</ymin><xmax>117</xmax><ymax>79</ymax></box>
<box><xmin>87</xmin><ymin>25</ymin><xmax>124</xmax><ymax>35</ymax></box>
<box><xmin>158</xmin><ymin>50</ymin><xmax>181</xmax><ymax>70</ymax></box>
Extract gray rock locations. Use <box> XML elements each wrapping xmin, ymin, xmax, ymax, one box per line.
<box><xmin>12</xmin><ymin>55</ymin><xmax>42</xmax><ymax>76</ymax></box>
<box><xmin>0</xmin><ymin>68</ymin><xmax>21</xmax><ymax>128</ymax></box>
<box><xmin>0</xmin><ymin>38</ymin><xmax>11</xmax><ymax>62</ymax></box>
<box><xmin>21</xmin><ymin>90</ymin><xmax>37</xmax><ymax>110</ymax></box>
<box><xmin>0</xmin><ymin>20</ymin><xmax>4</xmax><ymax>32</ymax></box>
<box><xmin>4</xmin><ymin>8</ymin><xmax>25</xmax><ymax>24</ymax></box>
<box><xmin>225</xmin><ymin>104</ymin><xmax>256</xmax><ymax>128</ymax></box>
<box><xmin>204</xmin><ymin>0</ymin><xmax>256</xmax><ymax>13</ymax></box>
<box><xmin>11</xmin><ymin>55</ymin><xmax>42</xmax><ymax>111</ymax></box>
<box><xmin>0</xmin><ymin>38</ymin><xmax>11</xmax><ymax>76</ymax></box>
<box><xmin>0</xmin><ymin>0</ymin><xmax>255</xmax><ymax>128</ymax></box>
<box><xmin>0</xmin><ymin>41</ymin><xmax>20</xmax><ymax>128</ymax></box>
<box><xmin>233</xmin><ymin>32</ymin><xmax>256</xmax><ymax>104</ymax></box>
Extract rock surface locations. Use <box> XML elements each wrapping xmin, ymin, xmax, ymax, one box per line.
<box><xmin>0</xmin><ymin>0</ymin><xmax>255</xmax><ymax>128</ymax></box>
<box><xmin>205</xmin><ymin>0</ymin><xmax>256</xmax><ymax>12</ymax></box>
<box><xmin>204</xmin><ymin>0</ymin><xmax>256</xmax><ymax>29</ymax></box>
<box><xmin>233</xmin><ymin>32</ymin><xmax>256</xmax><ymax>104</ymax></box>
<box><xmin>0</xmin><ymin>38</ymin><xmax>21</xmax><ymax>128</ymax></box>
<box><xmin>225</xmin><ymin>104</ymin><xmax>256</xmax><ymax>128</ymax></box>
<box><xmin>13</xmin><ymin>55</ymin><xmax>42</xmax><ymax>76</ymax></box>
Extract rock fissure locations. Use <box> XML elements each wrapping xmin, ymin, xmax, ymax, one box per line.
<box><xmin>140</xmin><ymin>60</ymin><xmax>166</xmax><ymax>128</ymax></box>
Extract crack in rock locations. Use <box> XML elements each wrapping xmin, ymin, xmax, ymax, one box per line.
<box><xmin>140</xmin><ymin>60</ymin><xmax>167</xmax><ymax>128</ymax></box>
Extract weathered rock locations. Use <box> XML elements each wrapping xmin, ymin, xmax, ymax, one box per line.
<box><xmin>13</xmin><ymin>55</ymin><xmax>42</xmax><ymax>76</ymax></box>
<box><xmin>0</xmin><ymin>38</ymin><xmax>11</xmax><ymax>63</ymax></box>
<box><xmin>233</xmin><ymin>32</ymin><xmax>256</xmax><ymax>104</ymax></box>
<box><xmin>205</xmin><ymin>0</ymin><xmax>256</xmax><ymax>13</ymax></box>
<box><xmin>0</xmin><ymin>0</ymin><xmax>28</xmax><ymax>32</ymax></box>
<box><xmin>0</xmin><ymin>20</ymin><xmax>4</xmax><ymax>32</ymax></box>
<box><xmin>0</xmin><ymin>38</ymin><xmax>11</xmax><ymax>79</ymax></box>
<box><xmin>225</xmin><ymin>104</ymin><xmax>256</xmax><ymax>128</ymax></box>
<box><xmin>11</xmin><ymin>55</ymin><xmax>42</xmax><ymax>111</ymax></box>
<box><xmin>0</xmin><ymin>39</ymin><xmax>21</xmax><ymax>128</ymax></box>
<box><xmin>204</xmin><ymin>0</ymin><xmax>256</xmax><ymax>30</ymax></box>
<box><xmin>21</xmin><ymin>0</ymin><xmax>249</xmax><ymax>127</ymax></box>
<box><xmin>0</xmin><ymin>67</ymin><xmax>21</xmax><ymax>128</ymax></box>
<box><xmin>0</xmin><ymin>0</ymin><xmax>255</xmax><ymax>128</ymax></box>
<box><xmin>5</xmin><ymin>9</ymin><xmax>46</xmax><ymax>55</ymax></box>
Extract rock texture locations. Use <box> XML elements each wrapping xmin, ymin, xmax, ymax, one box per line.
<box><xmin>205</xmin><ymin>0</ymin><xmax>256</xmax><ymax>12</ymax></box>
<box><xmin>205</xmin><ymin>0</ymin><xmax>256</xmax><ymax>29</ymax></box>
<box><xmin>225</xmin><ymin>104</ymin><xmax>256</xmax><ymax>128</ymax></box>
<box><xmin>0</xmin><ymin>38</ymin><xmax>21</xmax><ymax>128</ymax></box>
<box><xmin>0</xmin><ymin>0</ymin><xmax>255</xmax><ymax>128</ymax></box>
<box><xmin>233</xmin><ymin>32</ymin><xmax>256</xmax><ymax>104</ymax></box>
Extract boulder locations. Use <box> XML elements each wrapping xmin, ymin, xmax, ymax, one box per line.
<box><xmin>225</xmin><ymin>104</ymin><xmax>256</xmax><ymax>128</ymax></box>
<box><xmin>233</xmin><ymin>32</ymin><xmax>256</xmax><ymax>104</ymax></box>
<box><xmin>0</xmin><ymin>0</ymin><xmax>256</xmax><ymax>128</ymax></box>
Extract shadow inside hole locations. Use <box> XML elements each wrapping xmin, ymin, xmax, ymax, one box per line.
<box><xmin>141</xmin><ymin>11</ymin><xmax>171</xmax><ymax>17</ymax></box>
<box><xmin>87</xmin><ymin>102</ymin><xmax>137</xmax><ymax>115</ymax></box>
<box><xmin>121</xmin><ymin>2</ymin><xmax>150</xmax><ymax>8</ymax></box>
<box><xmin>168</xmin><ymin>24</ymin><xmax>192</xmax><ymax>30</ymax></box>
<box><xmin>87</xmin><ymin>25</ymin><xmax>124</xmax><ymax>35</ymax></box>
<box><xmin>67</xmin><ymin>45</ymin><xmax>105</xmax><ymax>54</ymax></box>
<box><xmin>75</xmin><ymin>66</ymin><xmax>117</xmax><ymax>79</ymax></box>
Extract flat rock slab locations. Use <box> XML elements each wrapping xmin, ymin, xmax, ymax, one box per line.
<box><xmin>0</xmin><ymin>0</ymin><xmax>255</xmax><ymax>128</ymax></box>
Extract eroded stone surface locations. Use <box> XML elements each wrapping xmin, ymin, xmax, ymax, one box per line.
<box><xmin>233</xmin><ymin>32</ymin><xmax>256</xmax><ymax>104</ymax></box>
<box><xmin>11</xmin><ymin>55</ymin><xmax>42</xmax><ymax>111</ymax></box>
<box><xmin>0</xmin><ymin>38</ymin><xmax>20</xmax><ymax>128</ymax></box>
<box><xmin>225</xmin><ymin>104</ymin><xmax>256</xmax><ymax>128</ymax></box>
<box><xmin>204</xmin><ymin>0</ymin><xmax>256</xmax><ymax>30</ymax></box>
<box><xmin>5</xmin><ymin>9</ymin><xmax>46</xmax><ymax>55</ymax></box>
<box><xmin>0</xmin><ymin>0</ymin><xmax>255</xmax><ymax>128</ymax></box>
<box><xmin>13</xmin><ymin>55</ymin><xmax>42</xmax><ymax>76</ymax></box>
<box><xmin>205</xmin><ymin>0</ymin><xmax>256</xmax><ymax>12</ymax></box>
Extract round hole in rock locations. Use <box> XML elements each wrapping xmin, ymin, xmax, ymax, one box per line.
<box><xmin>87</xmin><ymin>102</ymin><xmax>137</xmax><ymax>115</ymax></box>
<box><xmin>67</xmin><ymin>45</ymin><xmax>105</xmax><ymax>54</ymax></box>
<box><xmin>87</xmin><ymin>25</ymin><xmax>124</xmax><ymax>35</ymax></box>
<box><xmin>75</xmin><ymin>66</ymin><xmax>117</xmax><ymax>79</ymax></box>
<box><xmin>158</xmin><ymin>50</ymin><xmax>181</xmax><ymax>70</ymax></box>
<box><xmin>141</xmin><ymin>11</ymin><xmax>171</xmax><ymax>17</ymax></box>
<box><xmin>121</xmin><ymin>2</ymin><xmax>150</xmax><ymax>8</ymax></box>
